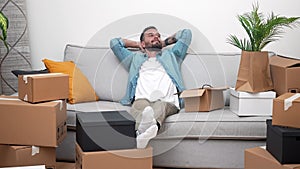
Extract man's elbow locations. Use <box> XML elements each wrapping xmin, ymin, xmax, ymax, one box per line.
<box><xmin>110</xmin><ymin>38</ymin><xmax>118</xmax><ymax>49</ymax></box>
<box><xmin>185</xmin><ymin>29</ymin><xmax>192</xmax><ymax>38</ymax></box>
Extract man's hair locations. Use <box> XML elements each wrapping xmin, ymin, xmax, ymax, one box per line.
<box><xmin>140</xmin><ymin>26</ymin><xmax>157</xmax><ymax>42</ymax></box>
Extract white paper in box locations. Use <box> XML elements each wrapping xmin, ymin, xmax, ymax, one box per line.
<box><xmin>0</xmin><ymin>165</ymin><xmax>45</xmax><ymax>169</ymax></box>
<box><xmin>229</xmin><ymin>88</ymin><xmax>275</xmax><ymax>116</ymax></box>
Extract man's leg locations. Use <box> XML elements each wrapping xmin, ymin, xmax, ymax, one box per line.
<box><xmin>136</xmin><ymin>101</ymin><xmax>179</xmax><ymax>149</ymax></box>
<box><xmin>132</xmin><ymin>99</ymin><xmax>158</xmax><ymax>149</ymax></box>
<box><xmin>131</xmin><ymin>99</ymin><xmax>156</xmax><ymax>133</ymax></box>
<box><xmin>151</xmin><ymin>101</ymin><xmax>179</xmax><ymax>129</ymax></box>
<box><xmin>136</xmin><ymin>125</ymin><xmax>158</xmax><ymax>149</ymax></box>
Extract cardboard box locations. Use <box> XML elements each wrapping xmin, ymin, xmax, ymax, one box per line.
<box><xmin>18</xmin><ymin>73</ymin><xmax>69</xmax><ymax>103</ymax></box>
<box><xmin>179</xmin><ymin>86</ymin><xmax>228</xmax><ymax>112</ymax></box>
<box><xmin>272</xmin><ymin>93</ymin><xmax>300</xmax><ymax>128</ymax></box>
<box><xmin>266</xmin><ymin>119</ymin><xmax>300</xmax><ymax>164</ymax></box>
<box><xmin>76</xmin><ymin>111</ymin><xmax>136</xmax><ymax>152</ymax></box>
<box><xmin>245</xmin><ymin>147</ymin><xmax>300</xmax><ymax>169</ymax></box>
<box><xmin>56</xmin><ymin>162</ymin><xmax>74</xmax><ymax>169</ymax></box>
<box><xmin>75</xmin><ymin>143</ymin><xmax>152</xmax><ymax>169</ymax></box>
<box><xmin>229</xmin><ymin>88</ymin><xmax>275</xmax><ymax>116</ymax></box>
<box><xmin>270</xmin><ymin>55</ymin><xmax>300</xmax><ymax>96</ymax></box>
<box><xmin>0</xmin><ymin>145</ymin><xmax>55</xmax><ymax>168</ymax></box>
<box><xmin>0</xmin><ymin>96</ymin><xmax>67</xmax><ymax>147</ymax></box>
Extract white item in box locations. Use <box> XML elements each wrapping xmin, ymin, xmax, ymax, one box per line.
<box><xmin>229</xmin><ymin>88</ymin><xmax>275</xmax><ymax>116</ymax></box>
<box><xmin>0</xmin><ymin>165</ymin><xmax>45</xmax><ymax>169</ymax></box>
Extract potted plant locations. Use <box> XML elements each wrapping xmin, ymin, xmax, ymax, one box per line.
<box><xmin>227</xmin><ymin>3</ymin><xmax>300</xmax><ymax>93</ymax></box>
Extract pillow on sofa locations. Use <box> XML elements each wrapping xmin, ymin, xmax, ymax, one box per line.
<box><xmin>64</xmin><ymin>44</ymin><xmax>128</xmax><ymax>102</ymax></box>
<box><xmin>42</xmin><ymin>59</ymin><xmax>99</xmax><ymax>104</ymax></box>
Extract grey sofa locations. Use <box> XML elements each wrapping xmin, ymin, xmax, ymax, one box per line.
<box><xmin>55</xmin><ymin>44</ymin><xmax>271</xmax><ymax>169</ymax></box>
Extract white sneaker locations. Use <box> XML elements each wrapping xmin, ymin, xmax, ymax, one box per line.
<box><xmin>136</xmin><ymin>125</ymin><xmax>158</xmax><ymax>149</ymax></box>
<box><xmin>138</xmin><ymin>106</ymin><xmax>157</xmax><ymax>134</ymax></box>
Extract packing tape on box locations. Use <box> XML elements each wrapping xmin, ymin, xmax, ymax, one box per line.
<box><xmin>32</xmin><ymin>146</ymin><xmax>40</xmax><ymax>156</ymax></box>
<box><xmin>23</xmin><ymin>94</ymin><xmax>28</xmax><ymax>101</ymax></box>
<box><xmin>284</xmin><ymin>93</ymin><xmax>300</xmax><ymax>111</ymax></box>
<box><xmin>22</xmin><ymin>73</ymin><xmax>64</xmax><ymax>84</ymax></box>
<box><xmin>53</xmin><ymin>100</ymin><xmax>63</xmax><ymax>110</ymax></box>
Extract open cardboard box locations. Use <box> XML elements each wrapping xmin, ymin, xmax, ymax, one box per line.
<box><xmin>179</xmin><ymin>86</ymin><xmax>228</xmax><ymax>112</ymax></box>
<box><xmin>270</xmin><ymin>55</ymin><xmax>300</xmax><ymax>96</ymax></box>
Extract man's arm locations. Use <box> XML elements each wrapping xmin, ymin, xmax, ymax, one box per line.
<box><xmin>122</xmin><ymin>39</ymin><xmax>141</xmax><ymax>48</ymax></box>
<box><xmin>110</xmin><ymin>38</ymin><xmax>134</xmax><ymax>70</ymax></box>
<box><xmin>162</xmin><ymin>34</ymin><xmax>177</xmax><ymax>47</ymax></box>
<box><xmin>171</xmin><ymin>29</ymin><xmax>192</xmax><ymax>59</ymax></box>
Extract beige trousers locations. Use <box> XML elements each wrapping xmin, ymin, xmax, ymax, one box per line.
<box><xmin>131</xmin><ymin>99</ymin><xmax>179</xmax><ymax>130</ymax></box>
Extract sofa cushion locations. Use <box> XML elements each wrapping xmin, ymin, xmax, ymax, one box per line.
<box><xmin>43</xmin><ymin>59</ymin><xmax>99</xmax><ymax>104</ymax></box>
<box><xmin>66</xmin><ymin>100</ymin><xmax>270</xmax><ymax>140</ymax></box>
<box><xmin>156</xmin><ymin>107</ymin><xmax>271</xmax><ymax>140</ymax></box>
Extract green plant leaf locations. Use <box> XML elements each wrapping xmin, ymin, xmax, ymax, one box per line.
<box><xmin>0</xmin><ymin>11</ymin><xmax>9</xmax><ymax>41</ymax></box>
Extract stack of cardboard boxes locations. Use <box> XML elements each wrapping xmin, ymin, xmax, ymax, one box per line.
<box><xmin>244</xmin><ymin>55</ymin><xmax>300</xmax><ymax>169</ymax></box>
<box><xmin>228</xmin><ymin>55</ymin><xmax>300</xmax><ymax>117</ymax></box>
<box><xmin>245</xmin><ymin>95</ymin><xmax>300</xmax><ymax>168</ymax></box>
<box><xmin>0</xmin><ymin>73</ymin><xmax>153</xmax><ymax>169</ymax></box>
<box><xmin>0</xmin><ymin>73</ymin><xmax>69</xmax><ymax>169</ymax></box>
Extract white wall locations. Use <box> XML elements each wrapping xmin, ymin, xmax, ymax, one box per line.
<box><xmin>26</xmin><ymin>0</ymin><xmax>300</xmax><ymax>69</ymax></box>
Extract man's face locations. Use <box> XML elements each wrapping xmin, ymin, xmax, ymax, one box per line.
<box><xmin>142</xmin><ymin>28</ymin><xmax>162</xmax><ymax>49</ymax></box>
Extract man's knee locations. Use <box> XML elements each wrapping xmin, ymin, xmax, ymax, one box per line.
<box><xmin>132</xmin><ymin>99</ymin><xmax>151</xmax><ymax>111</ymax></box>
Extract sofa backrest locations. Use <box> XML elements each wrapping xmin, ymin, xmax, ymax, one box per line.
<box><xmin>64</xmin><ymin>44</ymin><xmax>128</xmax><ymax>102</ymax></box>
<box><xmin>64</xmin><ymin>44</ymin><xmax>241</xmax><ymax>104</ymax></box>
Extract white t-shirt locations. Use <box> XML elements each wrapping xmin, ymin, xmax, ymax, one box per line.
<box><xmin>135</xmin><ymin>57</ymin><xmax>179</xmax><ymax>109</ymax></box>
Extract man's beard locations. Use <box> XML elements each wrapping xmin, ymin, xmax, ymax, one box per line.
<box><xmin>145</xmin><ymin>43</ymin><xmax>162</xmax><ymax>51</ymax></box>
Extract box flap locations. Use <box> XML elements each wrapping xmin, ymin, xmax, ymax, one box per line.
<box><xmin>245</xmin><ymin>147</ymin><xmax>300</xmax><ymax>169</ymax></box>
<box><xmin>179</xmin><ymin>89</ymin><xmax>205</xmax><ymax>98</ymax></box>
<box><xmin>10</xmin><ymin>145</ymin><xmax>31</xmax><ymax>151</ymax></box>
<box><xmin>270</xmin><ymin>55</ymin><xmax>300</xmax><ymax>68</ymax></box>
<box><xmin>180</xmin><ymin>86</ymin><xmax>228</xmax><ymax>98</ymax></box>
<box><xmin>205</xmin><ymin>86</ymin><xmax>229</xmax><ymax>91</ymax></box>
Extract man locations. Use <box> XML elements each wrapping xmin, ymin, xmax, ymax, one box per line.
<box><xmin>110</xmin><ymin>26</ymin><xmax>192</xmax><ymax>148</ymax></box>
